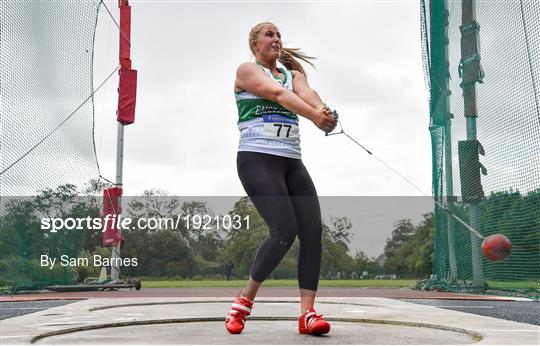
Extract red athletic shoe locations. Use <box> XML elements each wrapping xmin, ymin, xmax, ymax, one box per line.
<box><xmin>298</xmin><ymin>308</ymin><xmax>331</xmax><ymax>335</ymax></box>
<box><xmin>225</xmin><ymin>291</ymin><xmax>253</xmax><ymax>334</ymax></box>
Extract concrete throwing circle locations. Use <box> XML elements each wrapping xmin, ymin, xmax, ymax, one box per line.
<box><xmin>32</xmin><ymin>317</ymin><xmax>482</xmax><ymax>344</ymax></box>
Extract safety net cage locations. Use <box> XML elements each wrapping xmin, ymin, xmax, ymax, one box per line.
<box><xmin>0</xmin><ymin>1</ymin><xmax>102</xmax><ymax>293</ymax></box>
<box><xmin>420</xmin><ymin>0</ymin><xmax>540</xmax><ymax>299</ymax></box>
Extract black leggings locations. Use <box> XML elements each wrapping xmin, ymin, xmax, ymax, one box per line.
<box><xmin>237</xmin><ymin>151</ymin><xmax>322</xmax><ymax>291</ymax></box>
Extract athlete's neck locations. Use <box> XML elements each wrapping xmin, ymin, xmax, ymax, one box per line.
<box><xmin>255</xmin><ymin>59</ymin><xmax>279</xmax><ymax>75</ymax></box>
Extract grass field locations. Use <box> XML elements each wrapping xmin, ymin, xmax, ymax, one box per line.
<box><xmin>486</xmin><ymin>280</ymin><xmax>540</xmax><ymax>290</ymax></box>
<box><xmin>141</xmin><ymin>279</ymin><xmax>417</xmax><ymax>288</ymax></box>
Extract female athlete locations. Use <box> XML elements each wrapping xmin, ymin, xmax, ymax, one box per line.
<box><xmin>225</xmin><ymin>22</ymin><xmax>337</xmax><ymax>335</ymax></box>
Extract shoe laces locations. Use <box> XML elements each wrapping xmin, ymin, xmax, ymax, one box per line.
<box><xmin>305</xmin><ymin>310</ymin><xmax>324</xmax><ymax>321</ymax></box>
<box><xmin>227</xmin><ymin>310</ymin><xmax>246</xmax><ymax>323</ymax></box>
<box><xmin>309</xmin><ymin>312</ymin><xmax>324</xmax><ymax>321</ymax></box>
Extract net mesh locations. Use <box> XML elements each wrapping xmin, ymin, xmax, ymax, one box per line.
<box><xmin>420</xmin><ymin>0</ymin><xmax>540</xmax><ymax>299</ymax></box>
<box><xmin>1</xmin><ymin>1</ymin><xmax>102</xmax><ymax>293</ymax></box>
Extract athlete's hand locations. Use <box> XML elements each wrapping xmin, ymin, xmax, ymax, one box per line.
<box><xmin>316</xmin><ymin>104</ymin><xmax>334</xmax><ymax>117</ymax></box>
<box><xmin>312</xmin><ymin>106</ymin><xmax>337</xmax><ymax>133</ymax></box>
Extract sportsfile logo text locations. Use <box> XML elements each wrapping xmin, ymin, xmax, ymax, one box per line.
<box><xmin>40</xmin><ymin>214</ymin><xmax>250</xmax><ymax>233</ymax></box>
<box><xmin>40</xmin><ymin>215</ymin><xmax>130</xmax><ymax>233</ymax></box>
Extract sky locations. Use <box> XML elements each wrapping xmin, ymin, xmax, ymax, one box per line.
<box><xmin>93</xmin><ymin>0</ymin><xmax>431</xmax><ymax>197</ymax></box>
<box><xmin>91</xmin><ymin>0</ymin><xmax>432</xmax><ymax>258</ymax></box>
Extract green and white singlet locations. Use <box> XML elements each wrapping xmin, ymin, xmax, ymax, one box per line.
<box><xmin>235</xmin><ymin>63</ymin><xmax>301</xmax><ymax>159</ymax></box>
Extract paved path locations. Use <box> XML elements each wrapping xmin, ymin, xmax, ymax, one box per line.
<box><xmin>1</xmin><ymin>296</ymin><xmax>538</xmax><ymax>345</ymax></box>
<box><xmin>401</xmin><ymin>299</ymin><xmax>540</xmax><ymax>326</ymax></box>
<box><xmin>0</xmin><ymin>287</ymin><xmax>526</xmax><ymax>302</ymax></box>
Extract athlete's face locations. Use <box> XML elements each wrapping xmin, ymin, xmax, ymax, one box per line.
<box><xmin>253</xmin><ymin>24</ymin><xmax>281</xmax><ymax>60</ymax></box>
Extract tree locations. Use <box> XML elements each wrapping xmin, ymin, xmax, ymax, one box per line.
<box><xmin>123</xmin><ymin>191</ymin><xmax>225</xmax><ymax>277</ymax></box>
<box><xmin>384</xmin><ymin>219</ymin><xmax>414</xmax><ymax>259</ymax></box>
<box><xmin>0</xmin><ymin>184</ymin><xmax>102</xmax><ymax>288</ymax></box>
<box><xmin>128</xmin><ymin>189</ymin><xmax>181</xmax><ymax>220</ymax></box>
<box><xmin>327</xmin><ymin>216</ymin><xmax>353</xmax><ymax>248</ymax></box>
<box><xmin>121</xmin><ymin>227</ymin><xmax>197</xmax><ymax>278</ymax></box>
<box><xmin>384</xmin><ymin>213</ymin><xmax>434</xmax><ymax>278</ymax></box>
<box><xmin>320</xmin><ymin>221</ymin><xmax>355</xmax><ymax>277</ymax></box>
<box><xmin>221</xmin><ymin>198</ymin><xmax>268</xmax><ymax>278</ymax></box>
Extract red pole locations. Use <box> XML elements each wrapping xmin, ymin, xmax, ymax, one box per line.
<box><xmin>116</xmin><ymin>0</ymin><xmax>137</xmax><ymax>125</ymax></box>
<box><xmin>119</xmin><ymin>0</ymin><xmax>131</xmax><ymax>69</ymax></box>
<box><xmin>104</xmin><ymin>0</ymin><xmax>137</xmax><ymax>275</ymax></box>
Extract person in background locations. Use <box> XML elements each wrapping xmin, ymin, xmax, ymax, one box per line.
<box><xmin>225</xmin><ymin>258</ymin><xmax>235</xmax><ymax>281</ymax></box>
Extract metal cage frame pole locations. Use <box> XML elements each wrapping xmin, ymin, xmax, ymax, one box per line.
<box><xmin>110</xmin><ymin>0</ymin><xmax>132</xmax><ymax>282</ymax></box>
<box><xmin>430</xmin><ymin>0</ymin><xmax>458</xmax><ymax>279</ymax></box>
<box><xmin>441</xmin><ymin>0</ymin><xmax>458</xmax><ymax>280</ymax></box>
<box><xmin>111</xmin><ymin>123</ymin><xmax>124</xmax><ymax>281</ymax></box>
<box><xmin>460</xmin><ymin>0</ymin><xmax>484</xmax><ymax>287</ymax></box>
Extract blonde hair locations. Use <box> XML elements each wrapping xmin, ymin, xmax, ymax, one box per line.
<box><xmin>248</xmin><ymin>22</ymin><xmax>315</xmax><ymax>76</ymax></box>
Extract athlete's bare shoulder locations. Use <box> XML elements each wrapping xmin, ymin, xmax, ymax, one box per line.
<box><xmin>235</xmin><ymin>62</ymin><xmax>261</xmax><ymax>93</ymax></box>
<box><xmin>236</xmin><ymin>61</ymin><xmax>261</xmax><ymax>76</ymax></box>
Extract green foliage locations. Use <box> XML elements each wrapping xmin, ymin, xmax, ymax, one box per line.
<box><xmin>327</xmin><ymin>216</ymin><xmax>353</xmax><ymax>246</ymax></box>
<box><xmin>478</xmin><ymin>190</ymin><xmax>540</xmax><ymax>280</ymax></box>
<box><xmin>75</xmin><ymin>246</ymin><xmax>111</xmax><ymax>282</ymax></box>
<box><xmin>0</xmin><ymin>189</ymin><xmax>391</xmax><ymax>286</ymax></box>
<box><xmin>385</xmin><ymin>214</ymin><xmax>434</xmax><ymax>278</ymax></box>
<box><xmin>221</xmin><ymin>198</ymin><xmax>267</xmax><ymax>278</ymax></box>
<box><xmin>320</xmin><ymin>221</ymin><xmax>355</xmax><ymax>276</ymax></box>
<box><xmin>6</xmin><ymin>184</ymin><xmax>536</xmax><ymax>297</ymax></box>
<box><xmin>0</xmin><ymin>184</ymin><xmax>101</xmax><ymax>292</ymax></box>
<box><xmin>436</xmin><ymin>190</ymin><xmax>540</xmax><ymax>282</ymax></box>
<box><xmin>0</xmin><ymin>255</ymin><xmax>77</xmax><ymax>291</ymax></box>
<box><xmin>350</xmin><ymin>250</ymin><xmax>382</xmax><ymax>277</ymax></box>
<box><xmin>384</xmin><ymin>219</ymin><xmax>414</xmax><ymax>259</ymax></box>
<box><xmin>121</xmin><ymin>225</ymin><xmax>197</xmax><ymax>277</ymax></box>
<box><xmin>222</xmin><ymin>200</ymin><xmax>360</xmax><ymax>281</ymax></box>
<box><xmin>424</xmin><ymin>189</ymin><xmax>539</xmax><ymax>297</ymax></box>
<box><xmin>120</xmin><ymin>192</ymin><xmax>225</xmax><ymax>278</ymax></box>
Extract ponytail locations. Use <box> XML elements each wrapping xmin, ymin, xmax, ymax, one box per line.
<box><xmin>279</xmin><ymin>47</ymin><xmax>316</xmax><ymax>76</ymax></box>
<box><xmin>249</xmin><ymin>22</ymin><xmax>316</xmax><ymax>76</ymax></box>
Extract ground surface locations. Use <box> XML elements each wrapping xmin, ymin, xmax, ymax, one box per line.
<box><xmin>1</xmin><ymin>287</ymin><xmax>538</xmax><ymax>325</ymax></box>
<box><xmin>1</xmin><ymin>294</ymin><xmax>538</xmax><ymax>345</ymax></box>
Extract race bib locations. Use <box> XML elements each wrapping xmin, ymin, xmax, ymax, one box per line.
<box><xmin>262</xmin><ymin>114</ymin><xmax>299</xmax><ymax>139</ymax></box>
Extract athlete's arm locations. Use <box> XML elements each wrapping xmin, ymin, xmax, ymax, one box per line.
<box><xmin>292</xmin><ymin>70</ymin><xmax>334</xmax><ymax>121</ymax></box>
<box><xmin>291</xmin><ymin>70</ymin><xmax>324</xmax><ymax>109</ymax></box>
<box><xmin>235</xmin><ymin>62</ymin><xmax>335</xmax><ymax>131</ymax></box>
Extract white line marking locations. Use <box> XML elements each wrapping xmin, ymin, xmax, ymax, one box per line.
<box><xmin>433</xmin><ymin>306</ymin><xmax>495</xmax><ymax>309</ymax></box>
<box><xmin>35</xmin><ymin>321</ymin><xmax>82</xmax><ymax>326</ymax></box>
<box><xmin>476</xmin><ymin>330</ymin><xmax>540</xmax><ymax>332</ymax></box>
<box><xmin>374</xmin><ymin>305</ymin><xmax>494</xmax><ymax>309</ymax></box>
<box><xmin>344</xmin><ymin>310</ymin><xmax>367</xmax><ymax>313</ymax></box>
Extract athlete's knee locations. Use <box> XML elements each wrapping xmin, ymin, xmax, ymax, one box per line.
<box><xmin>269</xmin><ymin>227</ymin><xmax>297</xmax><ymax>249</ymax></box>
<box><xmin>279</xmin><ymin>231</ymin><xmax>296</xmax><ymax>249</ymax></box>
<box><xmin>268</xmin><ymin>217</ymin><xmax>297</xmax><ymax>243</ymax></box>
